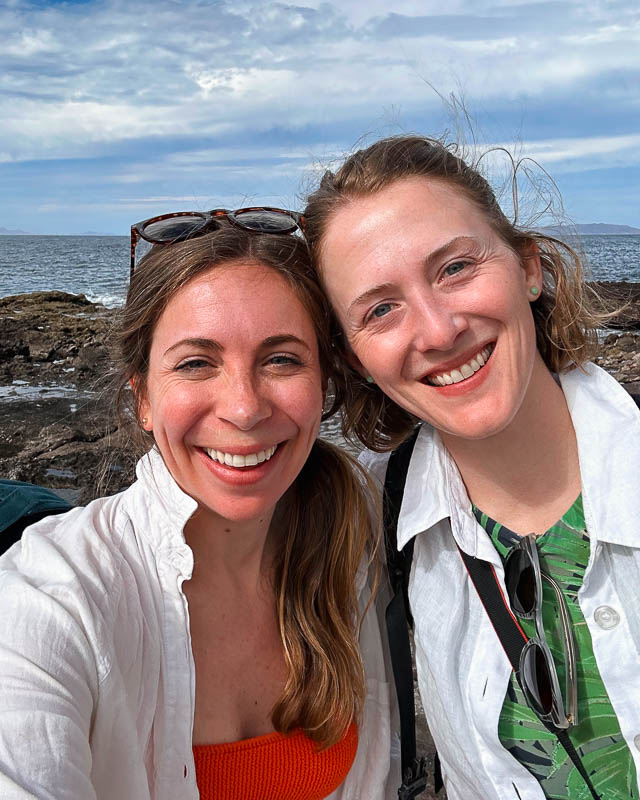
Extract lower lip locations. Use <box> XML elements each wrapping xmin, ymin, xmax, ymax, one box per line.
<box><xmin>197</xmin><ymin>444</ymin><xmax>285</xmax><ymax>486</ymax></box>
<box><xmin>424</xmin><ymin>349</ymin><xmax>494</xmax><ymax>397</ymax></box>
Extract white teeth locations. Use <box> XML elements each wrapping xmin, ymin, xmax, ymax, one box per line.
<box><xmin>460</xmin><ymin>363</ymin><xmax>474</xmax><ymax>379</ymax></box>
<box><xmin>204</xmin><ymin>444</ymin><xmax>278</xmax><ymax>467</ymax></box>
<box><xmin>427</xmin><ymin>345</ymin><xmax>494</xmax><ymax>386</ymax></box>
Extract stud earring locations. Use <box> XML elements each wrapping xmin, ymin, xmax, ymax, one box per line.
<box><xmin>530</xmin><ymin>286</ymin><xmax>539</xmax><ymax>296</ymax></box>
<box><xmin>142</xmin><ymin>417</ymin><xmax>148</xmax><ymax>425</ymax></box>
<box><xmin>366</xmin><ymin>375</ymin><xmax>375</xmax><ymax>384</ymax></box>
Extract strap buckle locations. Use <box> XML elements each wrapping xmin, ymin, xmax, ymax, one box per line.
<box><xmin>398</xmin><ymin>757</ymin><xmax>429</xmax><ymax>799</ymax></box>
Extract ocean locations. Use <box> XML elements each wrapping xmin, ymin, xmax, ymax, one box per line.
<box><xmin>1</xmin><ymin>234</ymin><xmax>640</xmax><ymax>308</ymax></box>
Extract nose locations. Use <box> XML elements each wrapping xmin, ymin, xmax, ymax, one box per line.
<box><xmin>216</xmin><ymin>372</ymin><xmax>272</xmax><ymax>430</ymax></box>
<box><xmin>409</xmin><ymin>293</ymin><xmax>467</xmax><ymax>353</ymax></box>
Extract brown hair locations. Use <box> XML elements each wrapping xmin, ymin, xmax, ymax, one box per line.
<box><xmin>114</xmin><ymin>224</ymin><xmax>378</xmax><ymax>746</ymax></box>
<box><xmin>304</xmin><ymin>134</ymin><xmax>610</xmax><ymax>451</ymax></box>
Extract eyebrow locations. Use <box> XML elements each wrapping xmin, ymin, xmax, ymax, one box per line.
<box><xmin>164</xmin><ymin>334</ymin><xmax>311</xmax><ymax>357</ymax></box>
<box><xmin>165</xmin><ymin>337</ymin><xmax>223</xmax><ymax>356</ymax></box>
<box><xmin>261</xmin><ymin>334</ymin><xmax>311</xmax><ymax>351</ymax></box>
<box><xmin>347</xmin><ymin>236</ymin><xmax>482</xmax><ymax>318</ymax></box>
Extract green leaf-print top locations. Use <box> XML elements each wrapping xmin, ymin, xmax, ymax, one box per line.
<box><xmin>473</xmin><ymin>495</ymin><xmax>638</xmax><ymax>799</ymax></box>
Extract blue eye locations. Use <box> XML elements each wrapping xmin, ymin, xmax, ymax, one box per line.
<box><xmin>444</xmin><ymin>261</ymin><xmax>467</xmax><ymax>276</ymax></box>
<box><xmin>268</xmin><ymin>354</ymin><xmax>301</xmax><ymax>366</ymax></box>
<box><xmin>371</xmin><ymin>303</ymin><xmax>392</xmax><ymax>319</ymax></box>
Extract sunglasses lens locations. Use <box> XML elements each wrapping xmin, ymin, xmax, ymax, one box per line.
<box><xmin>521</xmin><ymin>641</ymin><xmax>555</xmax><ymax>716</ymax></box>
<box><xmin>505</xmin><ymin>548</ymin><xmax>536</xmax><ymax>616</ymax></box>
<box><xmin>142</xmin><ymin>215</ymin><xmax>207</xmax><ymax>243</ymax></box>
<box><xmin>233</xmin><ymin>209</ymin><xmax>299</xmax><ymax>233</ymax></box>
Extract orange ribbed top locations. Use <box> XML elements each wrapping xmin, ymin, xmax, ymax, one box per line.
<box><xmin>192</xmin><ymin>722</ymin><xmax>358</xmax><ymax>800</ymax></box>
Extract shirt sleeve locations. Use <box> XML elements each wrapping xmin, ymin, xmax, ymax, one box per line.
<box><xmin>0</xmin><ymin>541</ymin><xmax>100</xmax><ymax>800</ymax></box>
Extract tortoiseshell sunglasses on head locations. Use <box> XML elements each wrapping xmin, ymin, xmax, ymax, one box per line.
<box><xmin>129</xmin><ymin>207</ymin><xmax>306</xmax><ymax>277</ymax></box>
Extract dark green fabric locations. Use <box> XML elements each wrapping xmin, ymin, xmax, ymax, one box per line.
<box><xmin>0</xmin><ymin>479</ymin><xmax>72</xmax><ymax>554</ymax></box>
<box><xmin>474</xmin><ymin>496</ymin><xmax>638</xmax><ymax>799</ymax></box>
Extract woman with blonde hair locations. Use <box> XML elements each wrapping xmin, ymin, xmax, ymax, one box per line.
<box><xmin>304</xmin><ymin>136</ymin><xmax>640</xmax><ymax>800</ymax></box>
<box><xmin>0</xmin><ymin>212</ymin><xmax>397</xmax><ymax>799</ymax></box>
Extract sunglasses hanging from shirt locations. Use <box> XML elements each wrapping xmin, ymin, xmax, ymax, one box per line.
<box><xmin>459</xmin><ymin>546</ymin><xmax>601</xmax><ymax>800</ymax></box>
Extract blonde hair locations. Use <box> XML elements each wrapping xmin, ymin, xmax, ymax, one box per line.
<box><xmin>114</xmin><ymin>225</ymin><xmax>378</xmax><ymax>746</ymax></box>
<box><xmin>304</xmin><ymin>134</ymin><xmax>611</xmax><ymax>451</ymax></box>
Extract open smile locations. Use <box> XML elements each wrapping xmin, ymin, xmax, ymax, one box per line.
<box><xmin>203</xmin><ymin>444</ymin><xmax>280</xmax><ymax>469</ymax></box>
<box><xmin>424</xmin><ymin>343</ymin><xmax>495</xmax><ymax>386</ymax></box>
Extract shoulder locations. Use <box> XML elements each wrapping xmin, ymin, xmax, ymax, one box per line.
<box><xmin>0</xmin><ymin>487</ymin><xmax>143</xmax><ymax>679</ymax></box>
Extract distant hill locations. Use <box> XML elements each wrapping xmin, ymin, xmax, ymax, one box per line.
<box><xmin>0</xmin><ymin>226</ymin><xmax>31</xmax><ymax>235</ymax></box>
<box><xmin>540</xmin><ymin>223</ymin><xmax>640</xmax><ymax>236</ymax></box>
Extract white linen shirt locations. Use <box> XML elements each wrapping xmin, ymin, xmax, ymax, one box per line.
<box><xmin>362</xmin><ymin>363</ymin><xmax>640</xmax><ymax>800</ymax></box>
<box><xmin>0</xmin><ymin>448</ymin><xmax>398</xmax><ymax>800</ymax></box>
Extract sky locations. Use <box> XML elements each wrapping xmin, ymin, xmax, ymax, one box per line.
<box><xmin>0</xmin><ymin>0</ymin><xmax>639</xmax><ymax>235</ymax></box>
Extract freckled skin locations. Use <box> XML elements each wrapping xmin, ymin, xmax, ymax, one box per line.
<box><xmin>319</xmin><ymin>177</ymin><xmax>546</xmax><ymax>442</ymax></box>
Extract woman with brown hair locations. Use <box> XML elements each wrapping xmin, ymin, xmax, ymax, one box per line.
<box><xmin>304</xmin><ymin>136</ymin><xmax>640</xmax><ymax>800</ymax></box>
<box><xmin>0</xmin><ymin>214</ymin><xmax>397</xmax><ymax>799</ymax></box>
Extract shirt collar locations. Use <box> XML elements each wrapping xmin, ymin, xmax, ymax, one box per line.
<box><xmin>130</xmin><ymin>448</ymin><xmax>198</xmax><ymax>571</ymax></box>
<box><xmin>396</xmin><ymin>425</ymin><xmax>499</xmax><ymax>563</ymax></box>
<box><xmin>395</xmin><ymin>362</ymin><xmax>640</xmax><ymax>556</ymax></box>
<box><xmin>560</xmin><ymin>363</ymin><xmax>640</xmax><ymax>549</ymax></box>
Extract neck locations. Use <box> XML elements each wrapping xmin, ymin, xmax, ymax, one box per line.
<box><xmin>184</xmin><ymin>506</ymin><xmax>279</xmax><ymax>592</ymax></box>
<box><xmin>441</xmin><ymin>357</ymin><xmax>582</xmax><ymax>534</ymax></box>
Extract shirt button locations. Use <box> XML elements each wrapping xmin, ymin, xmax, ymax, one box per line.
<box><xmin>634</xmin><ymin>734</ymin><xmax>640</xmax><ymax>751</ymax></box>
<box><xmin>594</xmin><ymin>605</ymin><xmax>620</xmax><ymax>629</ymax></box>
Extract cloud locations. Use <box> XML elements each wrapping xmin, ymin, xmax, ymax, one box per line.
<box><xmin>0</xmin><ymin>0</ymin><xmax>638</xmax><ymax>231</ymax></box>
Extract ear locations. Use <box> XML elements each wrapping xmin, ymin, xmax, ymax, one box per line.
<box><xmin>521</xmin><ymin>240</ymin><xmax>543</xmax><ymax>300</ymax></box>
<box><xmin>130</xmin><ymin>377</ymin><xmax>152</xmax><ymax>431</ymax></box>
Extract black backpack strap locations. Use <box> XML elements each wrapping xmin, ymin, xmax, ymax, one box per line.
<box><xmin>458</xmin><ymin>547</ymin><xmax>601</xmax><ymax>800</ymax></box>
<box><xmin>383</xmin><ymin>428</ymin><xmax>433</xmax><ymax>798</ymax></box>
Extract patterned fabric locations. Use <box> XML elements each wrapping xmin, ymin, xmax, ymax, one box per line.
<box><xmin>474</xmin><ymin>496</ymin><xmax>638</xmax><ymax>799</ymax></box>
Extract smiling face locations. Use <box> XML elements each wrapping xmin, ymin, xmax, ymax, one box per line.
<box><xmin>138</xmin><ymin>261</ymin><xmax>324</xmax><ymax>525</ymax></box>
<box><xmin>319</xmin><ymin>176</ymin><xmax>545</xmax><ymax>441</ymax></box>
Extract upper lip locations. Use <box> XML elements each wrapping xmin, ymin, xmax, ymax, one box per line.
<box><xmin>421</xmin><ymin>341</ymin><xmax>495</xmax><ymax>379</ymax></box>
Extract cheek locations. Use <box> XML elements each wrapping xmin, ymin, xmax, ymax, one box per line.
<box><xmin>278</xmin><ymin>379</ymin><xmax>324</xmax><ymax>428</ymax></box>
<box><xmin>148</xmin><ymin>385</ymin><xmax>206</xmax><ymax>436</ymax></box>
<box><xmin>350</xmin><ymin>331</ymin><xmax>405</xmax><ymax>378</ymax></box>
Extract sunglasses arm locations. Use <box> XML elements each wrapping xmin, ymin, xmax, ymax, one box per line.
<box><xmin>542</xmin><ymin>572</ymin><xmax>578</xmax><ymax>726</ymax></box>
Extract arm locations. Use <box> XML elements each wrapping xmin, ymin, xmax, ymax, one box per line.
<box><xmin>0</xmin><ymin>556</ymin><xmax>100</xmax><ymax>799</ymax></box>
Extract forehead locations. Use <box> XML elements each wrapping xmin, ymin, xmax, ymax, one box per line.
<box><xmin>318</xmin><ymin>177</ymin><xmax>495</xmax><ymax>299</ymax></box>
<box><xmin>325</xmin><ymin>176</ymin><xmax>491</xmax><ymax>249</ymax></box>
<box><xmin>153</xmin><ymin>260</ymin><xmax>317</xmax><ymax>347</ymax></box>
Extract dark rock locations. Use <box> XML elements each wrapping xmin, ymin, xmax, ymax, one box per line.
<box><xmin>0</xmin><ymin>292</ymin><xmax>131</xmax><ymax>503</ymax></box>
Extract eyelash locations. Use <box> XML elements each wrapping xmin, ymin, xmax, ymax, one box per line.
<box><xmin>364</xmin><ymin>302</ymin><xmax>395</xmax><ymax>325</ymax></box>
<box><xmin>442</xmin><ymin>260</ymin><xmax>471</xmax><ymax>278</ymax></box>
<box><xmin>175</xmin><ymin>358</ymin><xmax>211</xmax><ymax>371</ymax></box>
<box><xmin>267</xmin><ymin>353</ymin><xmax>303</xmax><ymax>367</ymax></box>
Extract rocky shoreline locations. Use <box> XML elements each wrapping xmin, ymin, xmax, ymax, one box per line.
<box><xmin>2</xmin><ymin>284</ymin><xmax>640</xmax><ymax>504</ymax></box>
